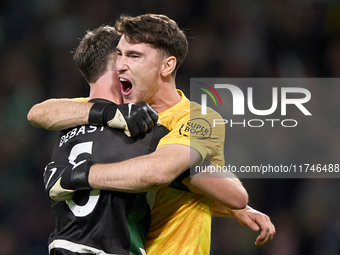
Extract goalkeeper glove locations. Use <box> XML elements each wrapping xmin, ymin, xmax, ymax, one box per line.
<box><xmin>49</xmin><ymin>159</ymin><xmax>92</xmax><ymax>201</ymax></box>
<box><xmin>88</xmin><ymin>100</ymin><xmax>158</xmax><ymax>137</ymax></box>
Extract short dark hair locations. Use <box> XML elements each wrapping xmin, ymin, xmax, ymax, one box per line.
<box><xmin>115</xmin><ymin>14</ymin><xmax>188</xmax><ymax>74</ymax></box>
<box><xmin>73</xmin><ymin>25</ymin><xmax>120</xmax><ymax>83</ymax></box>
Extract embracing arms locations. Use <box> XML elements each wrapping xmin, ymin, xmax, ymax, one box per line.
<box><xmin>87</xmin><ymin>144</ymin><xmax>248</xmax><ymax>209</ymax></box>
<box><xmin>28</xmin><ymin>98</ymin><xmax>158</xmax><ymax>137</ymax></box>
<box><xmin>27</xmin><ymin>99</ymin><xmax>92</xmax><ymax>130</ymax></box>
<box><xmin>30</xmin><ymin>98</ymin><xmax>274</xmax><ymax>244</ymax></box>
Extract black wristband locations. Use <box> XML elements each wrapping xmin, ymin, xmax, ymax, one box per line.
<box><xmin>88</xmin><ymin>102</ymin><xmax>110</xmax><ymax>126</ymax></box>
<box><xmin>71</xmin><ymin>160</ymin><xmax>92</xmax><ymax>190</ymax></box>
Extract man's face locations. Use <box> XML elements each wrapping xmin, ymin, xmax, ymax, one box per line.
<box><xmin>116</xmin><ymin>35</ymin><xmax>165</xmax><ymax>104</ymax></box>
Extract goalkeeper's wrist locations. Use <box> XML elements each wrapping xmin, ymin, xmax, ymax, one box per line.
<box><xmin>88</xmin><ymin>101</ymin><xmax>118</xmax><ymax>126</ymax></box>
<box><xmin>61</xmin><ymin>160</ymin><xmax>92</xmax><ymax>190</ymax></box>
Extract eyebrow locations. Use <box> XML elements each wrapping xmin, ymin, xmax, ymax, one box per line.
<box><xmin>116</xmin><ymin>48</ymin><xmax>144</xmax><ymax>57</ymax></box>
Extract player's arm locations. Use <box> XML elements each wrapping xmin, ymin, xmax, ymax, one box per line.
<box><xmin>182</xmin><ymin>168</ymin><xmax>249</xmax><ymax>209</ymax></box>
<box><xmin>52</xmin><ymin>144</ymin><xmax>249</xmax><ymax>211</ymax></box>
<box><xmin>27</xmin><ymin>98</ymin><xmax>92</xmax><ymax>130</ymax></box>
<box><xmin>50</xmin><ymin>144</ymin><xmax>201</xmax><ymax>197</ymax></box>
<box><xmin>177</xmin><ymin>110</ymin><xmax>248</xmax><ymax>209</ymax></box>
<box><xmin>27</xmin><ymin>98</ymin><xmax>158</xmax><ymax>136</ymax></box>
<box><xmin>88</xmin><ymin>145</ymin><xmax>248</xmax><ymax>210</ymax></box>
<box><xmin>88</xmin><ymin>144</ymin><xmax>198</xmax><ymax>192</ymax></box>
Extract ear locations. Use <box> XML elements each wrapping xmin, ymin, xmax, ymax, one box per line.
<box><xmin>161</xmin><ymin>56</ymin><xmax>177</xmax><ymax>77</ymax></box>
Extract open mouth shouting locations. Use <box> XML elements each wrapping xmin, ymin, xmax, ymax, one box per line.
<box><xmin>119</xmin><ymin>77</ymin><xmax>133</xmax><ymax>96</ymax></box>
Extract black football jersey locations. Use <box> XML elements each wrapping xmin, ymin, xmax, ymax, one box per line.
<box><xmin>44</xmin><ymin>123</ymin><xmax>169</xmax><ymax>255</ymax></box>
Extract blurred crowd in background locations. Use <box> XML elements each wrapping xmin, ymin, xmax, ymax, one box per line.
<box><xmin>1</xmin><ymin>0</ymin><xmax>340</xmax><ymax>254</ymax></box>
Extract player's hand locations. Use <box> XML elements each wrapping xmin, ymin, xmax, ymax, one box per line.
<box><xmin>89</xmin><ymin>100</ymin><xmax>159</xmax><ymax>137</ymax></box>
<box><xmin>49</xmin><ymin>178</ymin><xmax>76</xmax><ymax>201</ymax></box>
<box><xmin>49</xmin><ymin>159</ymin><xmax>92</xmax><ymax>201</ymax></box>
<box><xmin>231</xmin><ymin>206</ymin><xmax>275</xmax><ymax>245</ymax></box>
<box><xmin>114</xmin><ymin>102</ymin><xmax>158</xmax><ymax>137</ymax></box>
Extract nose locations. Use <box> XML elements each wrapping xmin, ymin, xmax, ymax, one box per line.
<box><xmin>116</xmin><ymin>54</ymin><xmax>127</xmax><ymax>75</ymax></box>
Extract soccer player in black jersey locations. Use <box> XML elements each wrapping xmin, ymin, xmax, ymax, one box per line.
<box><xmin>41</xmin><ymin>26</ymin><xmax>169</xmax><ymax>255</ymax></box>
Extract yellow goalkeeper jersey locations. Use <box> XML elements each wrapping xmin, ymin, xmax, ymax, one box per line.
<box><xmin>145</xmin><ymin>90</ymin><xmax>225</xmax><ymax>255</ymax></box>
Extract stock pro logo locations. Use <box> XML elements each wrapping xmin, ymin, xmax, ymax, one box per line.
<box><xmin>197</xmin><ymin>82</ymin><xmax>312</xmax><ymax>128</ymax></box>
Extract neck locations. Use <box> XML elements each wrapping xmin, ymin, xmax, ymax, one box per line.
<box><xmin>88</xmin><ymin>70</ymin><xmax>123</xmax><ymax>104</ymax></box>
<box><xmin>89</xmin><ymin>86</ymin><xmax>122</xmax><ymax>103</ymax></box>
<box><xmin>150</xmin><ymin>79</ymin><xmax>181</xmax><ymax>113</ymax></box>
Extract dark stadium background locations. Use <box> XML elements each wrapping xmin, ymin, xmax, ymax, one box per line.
<box><xmin>1</xmin><ymin>1</ymin><xmax>340</xmax><ymax>254</ymax></box>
